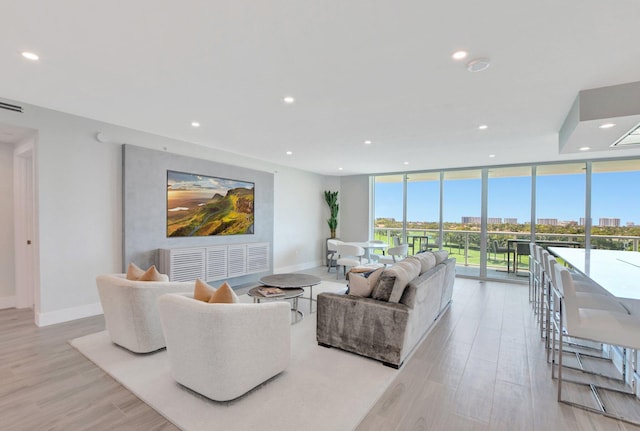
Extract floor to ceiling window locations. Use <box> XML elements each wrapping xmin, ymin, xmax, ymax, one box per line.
<box><xmin>535</xmin><ymin>163</ymin><xmax>586</xmax><ymax>247</ymax></box>
<box><xmin>370</xmin><ymin>157</ymin><xmax>640</xmax><ymax>283</ymax></box>
<box><xmin>406</xmin><ymin>172</ymin><xmax>441</xmax><ymax>255</ymax></box>
<box><xmin>591</xmin><ymin>160</ymin><xmax>640</xmax><ymax>250</ymax></box>
<box><xmin>373</xmin><ymin>174</ymin><xmax>404</xmax><ymax>248</ymax></box>
<box><xmin>487</xmin><ymin>166</ymin><xmax>532</xmax><ymax>275</ymax></box>
<box><xmin>443</xmin><ymin>169</ymin><xmax>482</xmax><ymax>277</ymax></box>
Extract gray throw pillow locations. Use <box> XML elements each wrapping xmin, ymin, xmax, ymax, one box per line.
<box><xmin>371</xmin><ymin>272</ymin><xmax>396</xmax><ymax>301</ymax></box>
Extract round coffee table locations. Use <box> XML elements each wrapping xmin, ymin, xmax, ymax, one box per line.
<box><xmin>259</xmin><ymin>273</ymin><xmax>322</xmax><ymax>313</ymax></box>
<box><xmin>247</xmin><ymin>286</ymin><xmax>304</xmax><ymax>324</ymax></box>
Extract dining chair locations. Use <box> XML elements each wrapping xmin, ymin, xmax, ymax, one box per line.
<box><xmin>378</xmin><ymin>244</ymin><xmax>408</xmax><ymax>266</ymax></box>
<box><xmin>326</xmin><ymin>239</ymin><xmax>343</xmax><ymax>272</ymax></box>
<box><xmin>335</xmin><ymin>244</ymin><xmax>367</xmax><ymax>279</ymax></box>
<box><xmin>368</xmin><ymin>240</ymin><xmax>386</xmax><ymax>261</ymax></box>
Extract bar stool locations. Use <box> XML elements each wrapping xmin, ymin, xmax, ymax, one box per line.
<box><xmin>529</xmin><ymin>242</ymin><xmax>539</xmax><ymax>305</ymax></box>
<box><xmin>542</xmin><ymin>251</ymin><xmax>628</xmax><ymax>361</ymax></box>
<box><xmin>550</xmin><ymin>264</ymin><xmax>640</xmax><ymax>425</ymax></box>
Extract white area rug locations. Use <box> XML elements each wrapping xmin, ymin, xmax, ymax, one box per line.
<box><xmin>70</xmin><ymin>281</ymin><xmax>398</xmax><ymax>431</ymax></box>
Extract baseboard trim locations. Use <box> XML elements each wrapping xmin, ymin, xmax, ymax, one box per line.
<box><xmin>36</xmin><ymin>302</ymin><xmax>103</xmax><ymax>327</ymax></box>
<box><xmin>0</xmin><ymin>296</ymin><xmax>17</xmax><ymax>309</ymax></box>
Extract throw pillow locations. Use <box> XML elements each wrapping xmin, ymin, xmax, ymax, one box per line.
<box><xmin>137</xmin><ymin>265</ymin><xmax>165</xmax><ymax>282</ymax></box>
<box><xmin>413</xmin><ymin>252</ymin><xmax>436</xmax><ymax>274</ymax></box>
<box><xmin>126</xmin><ymin>262</ymin><xmax>145</xmax><ymax>280</ymax></box>
<box><xmin>385</xmin><ymin>259</ymin><xmax>421</xmax><ymax>303</ymax></box>
<box><xmin>371</xmin><ymin>271</ymin><xmax>396</xmax><ymax>301</ymax></box>
<box><xmin>348</xmin><ymin>267</ymin><xmax>383</xmax><ymax>297</ymax></box>
<box><xmin>432</xmin><ymin>250</ymin><xmax>449</xmax><ymax>265</ymax></box>
<box><xmin>209</xmin><ymin>281</ymin><xmax>240</xmax><ymax>304</ymax></box>
<box><xmin>194</xmin><ymin>278</ymin><xmax>215</xmax><ymax>302</ymax></box>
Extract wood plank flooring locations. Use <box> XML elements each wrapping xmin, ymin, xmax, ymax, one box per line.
<box><xmin>1</xmin><ymin>271</ymin><xmax>640</xmax><ymax>430</ymax></box>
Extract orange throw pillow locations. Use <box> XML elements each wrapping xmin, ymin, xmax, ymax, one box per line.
<box><xmin>126</xmin><ymin>262</ymin><xmax>145</xmax><ymax>280</ymax></box>
<box><xmin>137</xmin><ymin>265</ymin><xmax>165</xmax><ymax>282</ymax></box>
<box><xmin>194</xmin><ymin>279</ymin><xmax>215</xmax><ymax>302</ymax></box>
<box><xmin>208</xmin><ymin>281</ymin><xmax>239</xmax><ymax>304</ymax></box>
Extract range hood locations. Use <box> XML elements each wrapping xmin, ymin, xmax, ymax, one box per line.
<box><xmin>559</xmin><ymin>81</ymin><xmax>640</xmax><ymax>154</ymax></box>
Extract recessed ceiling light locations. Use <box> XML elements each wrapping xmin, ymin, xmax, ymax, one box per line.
<box><xmin>21</xmin><ymin>51</ymin><xmax>39</xmax><ymax>61</ymax></box>
<box><xmin>599</xmin><ymin>123</ymin><xmax>616</xmax><ymax>129</ymax></box>
<box><xmin>478</xmin><ymin>124</ymin><xmax>488</xmax><ymax>130</ymax></box>
<box><xmin>364</xmin><ymin>140</ymin><xmax>372</xmax><ymax>145</ymax></box>
<box><xmin>489</xmin><ymin>154</ymin><xmax>496</xmax><ymax>158</ymax></box>
<box><xmin>191</xmin><ymin>121</ymin><xmax>200</xmax><ymax>127</ymax></box>
<box><xmin>338</xmin><ymin>167</ymin><xmax>343</xmax><ymax>171</ymax></box>
<box><xmin>286</xmin><ymin>151</ymin><xmax>293</xmax><ymax>155</ymax></box>
<box><xmin>283</xmin><ymin>96</ymin><xmax>295</xmax><ymax>104</ymax></box>
<box><xmin>579</xmin><ymin>146</ymin><xmax>590</xmax><ymax>151</ymax></box>
<box><xmin>452</xmin><ymin>50</ymin><xmax>468</xmax><ymax>60</ymax></box>
<box><xmin>466</xmin><ymin>58</ymin><xmax>491</xmax><ymax>72</ymax></box>
<box><xmin>403</xmin><ymin>161</ymin><xmax>409</xmax><ymax>165</ymax></box>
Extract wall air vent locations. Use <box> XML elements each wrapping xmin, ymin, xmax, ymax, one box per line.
<box><xmin>0</xmin><ymin>102</ymin><xmax>23</xmax><ymax>113</ymax></box>
<box><xmin>610</xmin><ymin>123</ymin><xmax>640</xmax><ymax>147</ymax></box>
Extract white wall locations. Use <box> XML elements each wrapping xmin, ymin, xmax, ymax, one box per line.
<box><xmin>0</xmin><ymin>97</ymin><xmax>337</xmax><ymax>325</ymax></box>
<box><xmin>339</xmin><ymin>175</ymin><xmax>370</xmax><ymax>242</ymax></box>
<box><xmin>274</xmin><ymin>169</ymin><xmax>340</xmax><ymax>272</ymax></box>
<box><xmin>0</xmin><ymin>142</ymin><xmax>15</xmax><ymax>307</ymax></box>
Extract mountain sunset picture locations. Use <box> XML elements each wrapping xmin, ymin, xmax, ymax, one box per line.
<box><xmin>167</xmin><ymin>170</ymin><xmax>254</xmax><ymax>237</ymax></box>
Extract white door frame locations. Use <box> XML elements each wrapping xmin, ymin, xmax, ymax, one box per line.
<box><xmin>14</xmin><ymin>136</ymin><xmax>40</xmax><ymax>315</ymax></box>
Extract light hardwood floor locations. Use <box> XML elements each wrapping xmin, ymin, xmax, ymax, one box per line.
<box><xmin>1</xmin><ymin>272</ymin><xmax>639</xmax><ymax>430</ymax></box>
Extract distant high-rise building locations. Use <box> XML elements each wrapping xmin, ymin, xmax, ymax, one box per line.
<box><xmin>599</xmin><ymin>217</ymin><xmax>620</xmax><ymax>227</ymax></box>
<box><xmin>504</xmin><ymin>218</ymin><xmax>518</xmax><ymax>224</ymax></box>
<box><xmin>537</xmin><ymin>218</ymin><xmax>558</xmax><ymax>226</ymax></box>
<box><xmin>627</xmin><ymin>221</ymin><xmax>636</xmax><ymax>227</ymax></box>
<box><xmin>487</xmin><ymin>217</ymin><xmax>502</xmax><ymax>224</ymax></box>
<box><xmin>579</xmin><ymin>217</ymin><xmax>586</xmax><ymax>226</ymax></box>
<box><xmin>461</xmin><ymin>216</ymin><xmax>481</xmax><ymax>224</ymax></box>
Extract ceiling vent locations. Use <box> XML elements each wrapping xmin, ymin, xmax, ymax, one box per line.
<box><xmin>610</xmin><ymin>123</ymin><xmax>640</xmax><ymax>147</ymax></box>
<box><xmin>0</xmin><ymin>101</ymin><xmax>23</xmax><ymax>113</ymax></box>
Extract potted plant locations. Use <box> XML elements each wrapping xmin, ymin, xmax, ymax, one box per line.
<box><xmin>324</xmin><ymin>190</ymin><xmax>339</xmax><ymax>238</ymax></box>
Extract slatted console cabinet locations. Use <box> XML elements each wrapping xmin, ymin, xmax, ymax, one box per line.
<box><xmin>158</xmin><ymin>243</ymin><xmax>270</xmax><ymax>282</ymax></box>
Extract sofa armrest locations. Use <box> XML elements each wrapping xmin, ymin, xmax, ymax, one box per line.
<box><xmin>316</xmin><ymin>293</ymin><xmax>409</xmax><ymax>367</ymax></box>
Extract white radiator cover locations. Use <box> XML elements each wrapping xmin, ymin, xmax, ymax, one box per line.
<box><xmin>159</xmin><ymin>243</ymin><xmax>269</xmax><ymax>282</ymax></box>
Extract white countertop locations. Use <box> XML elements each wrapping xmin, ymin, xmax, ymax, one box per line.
<box><xmin>548</xmin><ymin>247</ymin><xmax>640</xmax><ymax>301</ymax></box>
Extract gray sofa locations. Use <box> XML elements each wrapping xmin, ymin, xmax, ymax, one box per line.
<box><xmin>316</xmin><ymin>251</ymin><xmax>456</xmax><ymax>368</ymax></box>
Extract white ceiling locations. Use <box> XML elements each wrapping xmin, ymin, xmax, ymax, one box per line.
<box><xmin>2</xmin><ymin>0</ymin><xmax>640</xmax><ymax>175</ymax></box>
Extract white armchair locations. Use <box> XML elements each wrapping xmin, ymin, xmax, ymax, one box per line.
<box><xmin>96</xmin><ymin>274</ymin><xmax>193</xmax><ymax>353</ymax></box>
<box><xmin>157</xmin><ymin>293</ymin><xmax>291</xmax><ymax>401</ymax></box>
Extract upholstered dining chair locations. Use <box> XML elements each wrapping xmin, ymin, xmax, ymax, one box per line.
<box><xmin>335</xmin><ymin>244</ymin><xmax>367</xmax><ymax>279</ymax></box>
<box><xmin>378</xmin><ymin>244</ymin><xmax>409</xmax><ymax>266</ymax></box>
<box><xmin>327</xmin><ymin>239</ymin><xmax>343</xmax><ymax>272</ymax></box>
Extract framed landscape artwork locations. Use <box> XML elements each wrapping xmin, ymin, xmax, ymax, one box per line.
<box><xmin>167</xmin><ymin>170</ymin><xmax>255</xmax><ymax>237</ymax></box>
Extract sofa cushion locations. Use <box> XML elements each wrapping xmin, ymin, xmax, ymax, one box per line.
<box><xmin>432</xmin><ymin>250</ymin><xmax>449</xmax><ymax>265</ymax></box>
<box><xmin>413</xmin><ymin>252</ymin><xmax>437</xmax><ymax>274</ymax></box>
<box><xmin>348</xmin><ymin>267</ymin><xmax>383</xmax><ymax>297</ymax></box>
<box><xmin>126</xmin><ymin>262</ymin><xmax>145</xmax><ymax>280</ymax></box>
<box><xmin>137</xmin><ymin>265</ymin><xmax>165</xmax><ymax>282</ymax></box>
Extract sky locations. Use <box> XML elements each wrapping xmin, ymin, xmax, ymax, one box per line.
<box><xmin>375</xmin><ymin>171</ymin><xmax>640</xmax><ymax>225</ymax></box>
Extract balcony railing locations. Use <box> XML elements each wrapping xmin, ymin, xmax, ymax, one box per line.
<box><xmin>373</xmin><ymin>228</ymin><xmax>640</xmax><ymax>273</ymax></box>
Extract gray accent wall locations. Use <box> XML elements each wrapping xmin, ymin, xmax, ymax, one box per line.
<box><xmin>123</xmin><ymin>144</ymin><xmax>274</xmax><ymax>285</ymax></box>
